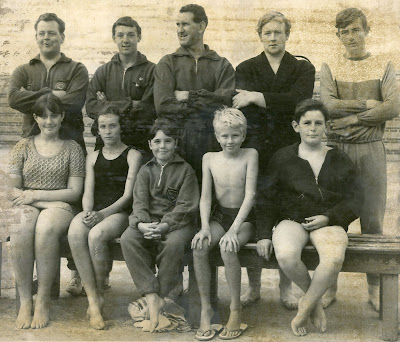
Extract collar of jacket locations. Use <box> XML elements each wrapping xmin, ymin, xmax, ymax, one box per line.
<box><xmin>172</xmin><ymin>44</ymin><xmax>221</xmax><ymax>61</ymax></box>
<box><xmin>30</xmin><ymin>52</ymin><xmax>71</xmax><ymax>65</ymax></box>
<box><xmin>110</xmin><ymin>51</ymin><xmax>149</xmax><ymax>67</ymax></box>
<box><xmin>146</xmin><ymin>153</ymin><xmax>186</xmax><ymax>166</ymax></box>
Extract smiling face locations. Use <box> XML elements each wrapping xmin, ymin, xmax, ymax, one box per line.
<box><xmin>34</xmin><ymin>108</ymin><xmax>64</xmax><ymax>137</ymax></box>
<box><xmin>148</xmin><ymin>129</ymin><xmax>177</xmax><ymax>165</ymax></box>
<box><xmin>35</xmin><ymin>20</ymin><xmax>64</xmax><ymax>58</ymax></box>
<box><xmin>176</xmin><ymin>12</ymin><xmax>204</xmax><ymax>48</ymax></box>
<box><xmin>292</xmin><ymin>110</ymin><xmax>326</xmax><ymax>147</ymax></box>
<box><xmin>260</xmin><ymin>19</ymin><xmax>288</xmax><ymax>57</ymax></box>
<box><xmin>98</xmin><ymin>113</ymin><xmax>122</xmax><ymax>146</ymax></box>
<box><xmin>337</xmin><ymin>18</ymin><xmax>368</xmax><ymax>58</ymax></box>
<box><xmin>215</xmin><ymin>125</ymin><xmax>246</xmax><ymax>155</ymax></box>
<box><xmin>113</xmin><ymin>25</ymin><xmax>140</xmax><ymax>57</ymax></box>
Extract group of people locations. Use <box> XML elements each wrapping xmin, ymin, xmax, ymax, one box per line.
<box><xmin>6</xmin><ymin>3</ymin><xmax>398</xmax><ymax>340</ymax></box>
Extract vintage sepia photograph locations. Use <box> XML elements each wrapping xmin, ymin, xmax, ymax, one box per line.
<box><xmin>1</xmin><ymin>0</ymin><xmax>400</xmax><ymax>341</ymax></box>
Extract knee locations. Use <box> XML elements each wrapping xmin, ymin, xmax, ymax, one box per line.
<box><xmin>120</xmin><ymin>228</ymin><xmax>137</xmax><ymax>249</ymax></box>
<box><xmin>320</xmin><ymin>254</ymin><xmax>345</xmax><ymax>273</ymax></box>
<box><xmin>274</xmin><ymin>247</ymin><xmax>301</xmax><ymax>269</ymax></box>
<box><xmin>193</xmin><ymin>244</ymin><xmax>210</xmax><ymax>259</ymax></box>
<box><xmin>220</xmin><ymin>249</ymin><xmax>238</xmax><ymax>265</ymax></box>
<box><xmin>88</xmin><ymin>228</ymin><xmax>106</xmax><ymax>245</ymax></box>
<box><xmin>68</xmin><ymin>215</ymin><xmax>87</xmax><ymax>241</ymax></box>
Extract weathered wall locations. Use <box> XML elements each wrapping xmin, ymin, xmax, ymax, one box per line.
<box><xmin>0</xmin><ymin>0</ymin><xmax>400</xmax><ymax>154</ymax></box>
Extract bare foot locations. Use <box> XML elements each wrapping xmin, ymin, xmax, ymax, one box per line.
<box><xmin>368</xmin><ymin>284</ymin><xmax>379</xmax><ymax>312</ymax></box>
<box><xmin>310</xmin><ymin>301</ymin><xmax>326</xmax><ymax>332</ymax></box>
<box><xmin>220</xmin><ymin>307</ymin><xmax>241</xmax><ymax>338</ymax></box>
<box><xmin>280</xmin><ymin>283</ymin><xmax>298</xmax><ymax>310</ymax></box>
<box><xmin>86</xmin><ymin>305</ymin><xmax>106</xmax><ymax>330</ymax></box>
<box><xmin>321</xmin><ymin>285</ymin><xmax>337</xmax><ymax>308</ymax></box>
<box><xmin>16</xmin><ymin>301</ymin><xmax>33</xmax><ymax>329</ymax></box>
<box><xmin>240</xmin><ymin>287</ymin><xmax>260</xmax><ymax>306</ymax></box>
<box><xmin>291</xmin><ymin>296</ymin><xmax>309</xmax><ymax>336</ymax></box>
<box><xmin>198</xmin><ymin>306</ymin><xmax>214</xmax><ymax>334</ymax></box>
<box><xmin>31</xmin><ymin>299</ymin><xmax>50</xmax><ymax>329</ymax></box>
<box><xmin>145</xmin><ymin>293</ymin><xmax>165</xmax><ymax>333</ymax></box>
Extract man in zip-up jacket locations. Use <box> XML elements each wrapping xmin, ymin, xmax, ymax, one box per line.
<box><xmin>154</xmin><ymin>4</ymin><xmax>235</xmax><ymax>178</ymax></box>
<box><xmin>86</xmin><ymin>17</ymin><xmax>156</xmax><ymax>157</ymax></box>
<box><xmin>8</xmin><ymin>13</ymin><xmax>88</xmax><ymax>152</ymax></box>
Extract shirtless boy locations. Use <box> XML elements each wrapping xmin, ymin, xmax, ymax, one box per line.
<box><xmin>192</xmin><ymin>107</ymin><xmax>258</xmax><ymax>340</ymax></box>
<box><xmin>257</xmin><ymin>99</ymin><xmax>362</xmax><ymax>336</ymax></box>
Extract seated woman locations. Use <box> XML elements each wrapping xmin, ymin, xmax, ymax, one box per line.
<box><xmin>256</xmin><ymin>99</ymin><xmax>363</xmax><ymax>337</ymax></box>
<box><xmin>8</xmin><ymin>93</ymin><xmax>85</xmax><ymax>329</ymax></box>
<box><xmin>68</xmin><ymin>104</ymin><xmax>142</xmax><ymax>329</ymax></box>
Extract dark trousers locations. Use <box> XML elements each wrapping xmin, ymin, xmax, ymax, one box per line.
<box><xmin>121</xmin><ymin>226</ymin><xmax>195</xmax><ymax>297</ymax></box>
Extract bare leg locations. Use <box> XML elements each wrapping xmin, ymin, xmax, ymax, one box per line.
<box><xmin>89</xmin><ymin>213</ymin><xmax>128</xmax><ymax>295</ymax></box>
<box><xmin>321</xmin><ymin>278</ymin><xmax>338</xmax><ymax>308</ymax></box>
<box><xmin>279</xmin><ymin>268</ymin><xmax>298</xmax><ymax>310</ymax></box>
<box><xmin>68</xmin><ymin>212</ymin><xmax>105</xmax><ymax>330</ymax></box>
<box><xmin>241</xmin><ymin>267</ymin><xmax>261</xmax><ymax>306</ymax></box>
<box><xmin>193</xmin><ymin>221</ymin><xmax>225</xmax><ymax>335</ymax></box>
<box><xmin>10</xmin><ymin>206</ymin><xmax>39</xmax><ymax>329</ymax></box>
<box><xmin>272</xmin><ymin>220</ymin><xmax>311</xmax><ymax>336</ymax></box>
<box><xmin>292</xmin><ymin>226</ymin><xmax>348</xmax><ymax>336</ymax></box>
<box><xmin>220</xmin><ymin>222</ymin><xmax>253</xmax><ymax>339</ymax></box>
<box><xmin>145</xmin><ymin>293</ymin><xmax>165</xmax><ymax>333</ymax></box>
<box><xmin>32</xmin><ymin>208</ymin><xmax>74</xmax><ymax>329</ymax></box>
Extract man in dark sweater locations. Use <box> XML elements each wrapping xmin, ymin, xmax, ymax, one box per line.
<box><xmin>233</xmin><ymin>11</ymin><xmax>315</xmax><ymax>309</ymax></box>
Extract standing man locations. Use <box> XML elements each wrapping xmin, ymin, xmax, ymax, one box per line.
<box><xmin>154</xmin><ymin>3</ymin><xmax>235</xmax><ymax>179</ymax></box>
<box><xmin>8</xmin><ymin>12</ymin><xmax>88</xmax><ymax>152</ymax></box>
<box><xmin>86</xmin><ymin>16</ymin><xmax>155</xmax><ymax>160</ymax></box>
<box><xmin>320</xmin><ymin>8</ymin><xmax>399</xmax><ymax>311</ymax></box>
<box><xmin>8</xmin><ymin>12</ymin><xmax>89</xmax><ymax>296</ymax></box>
<box><xmin>232</xmin><ymin>12</ymin><xmax>315</xmax><ymax>309</ymax></box>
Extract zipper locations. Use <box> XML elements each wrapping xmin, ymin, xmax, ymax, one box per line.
<box><xmin>122</xmin><ymin>68</ymin><xmax>127</xmax><ymax>90</ymax></box>
<box><xmin>315</xmin><ymin>177</ymin><xmax>325</xmax><ymax>203</ymax></box>
<box><xmin>158</xmin><ymin>163</ymin><xmax>167</xmax><ymax>187</ymax></box>
<box><xmin>195</xmin><ymin>59</ymin><xmax>198</xmax><ymax>74</ymax></box>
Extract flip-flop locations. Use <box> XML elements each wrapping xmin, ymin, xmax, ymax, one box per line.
<box><xmin>195</xmin><ymin>324</ymin><xmax>224</xmax><ymax>341</ymax></box>
<box><xmin>218</xmin><ymin>324</ymin><xmax>248</xmax><ymax>340</ymax></box>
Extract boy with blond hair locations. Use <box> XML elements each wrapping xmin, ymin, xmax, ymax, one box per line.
<box><xmin>192</xmin><ymin>107</ymin><xmax>258</xmax><ymax>340</ymax></box>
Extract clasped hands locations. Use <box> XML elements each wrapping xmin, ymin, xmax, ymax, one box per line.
<box><xmin>82</xmin><ymin>211</ymin><xmax>105</xmax><ymax>228</ymax></box>
<box><xmin>138</xmin><ymin>222</ymin><xmax>169</xmax><ymax>240</ymax></box>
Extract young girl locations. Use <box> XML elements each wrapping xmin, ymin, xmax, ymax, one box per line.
<box><xmin>68</xmin><ymin>104</ymin><xmax>142</xmax><ymax>329</ymax></box>
<box><xmin>256</xmin><ymin>99</ymin><xmax>363</xmax><ymax>336</ymax></box>
<box><xmin>120</xmin><ymin>118</ymin><xmax>199</xmax><ymax>333</ymax></box>
<box><xmin>8</xmin><ymin>93</ymin><xmax>85</xmax><ymax>329</ymax></box>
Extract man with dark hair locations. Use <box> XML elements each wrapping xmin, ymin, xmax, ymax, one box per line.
<box><xmin>233</xmin><ymin>11</ymin><xmax>315</xmax><ymax>309</ymax></box>
<box><xmin>8</xmin><ymin>12</ymin><xmax>88</xmax><ymax>152</ymax></box>
<box><xmin>154</xmin><ymin>4</ymin><xmax>235</xmax><ymax>179</ymax></box>
<box><xmin>86</xmin><ymin>16</ymin><xmax>155</xmax><ymax>158</ymax></box>
<box><xmin>8</xmin><ymin>13</ymin><xmax>89</xmax><ymax>298</ymax></box>
<box><xmin>320</xmin><ymin>7</ymin><xmax>400</xmax><ymax>311</ymax></box>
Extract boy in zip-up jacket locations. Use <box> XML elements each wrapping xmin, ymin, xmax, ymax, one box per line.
<box><xmin>257</xmin><ymin>99</ymin><xmax>363</xmax><ymax>337</ymax></box>
<box><xmin>120</xmin><ymin>118</ymin><xmax>199</xmax><ymax>333</ymax></box>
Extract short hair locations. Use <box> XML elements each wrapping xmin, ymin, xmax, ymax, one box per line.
<box><xmin>335</xmin><ymin>8</ymin><xmax>369</xmax><ymax>32</ymax></box>
<box><xmin>112</xmin><ymin>16</ymin><xmax>142</xmax><ymax>38</ymax></box>
<box><xmin>293</xmin><ymin>99</ymin><xmax>329</xmax><ymax>123</ymax></box>
<box><xmin>31</xmin><ymin>93</ymin><xmax>65</xmax><ymax>137</ymax></box>
<box><xmin>90</xmin><ymin>104</ymin><xmax>130</xmax><ymax>137</ymax></box>
<box><xmin>34</xmin><ymin>13</ymin><xmax>65</xmax><ymax>34</ymax></box>
<box><xmin>257</xmin><ymin>11</ymin><xmax>291</xmax><ymax>37</ymax></box>
<box><xmin>180</xmin><ymin>4</ymin><xmax>208</xmax><ymax>27</ymax></box>
<box><xmin>148</xmin><ymin>118</ymin><xmax>180</xmax><ymax>141</ymax></box>
<box><xmin>213</xmin><ymin>106</ymin><xmax>247</xmax><ymax>134</ymax></box>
